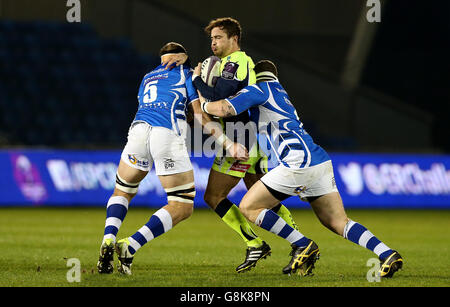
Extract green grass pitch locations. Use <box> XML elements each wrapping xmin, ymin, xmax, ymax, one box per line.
<box><xmin>0</xmin><ymin>207</ymin><xmax>448</xmax><ymax>287</ymax></box>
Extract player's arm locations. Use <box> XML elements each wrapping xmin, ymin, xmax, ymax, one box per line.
<box><xmin>198</xmin><ymin>96</ymin><xmax>236</xmax><ymax>118</ymax></box>
<box><xmin>199</xmin><ymin>85</ymin><xmax>266</xmax><ymax>118</ymax></box>
<box><xmin>191</xmin><ymin>99</ymin><xmax>248</xmax><ymax>161</ymax></box>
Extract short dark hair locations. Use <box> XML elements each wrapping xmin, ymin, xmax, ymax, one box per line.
<box><xmin>205</xmin><ymin>17</ymin><xmax>242</xmax><ymax>46</ymax></box>
<box><xmin>255</xmin><ymin>60</ymin><xmax>278</xmax><ymax>82</ymax></box>
<box><xmin>159</xmin><ymin>42</ymin><xmax>187</xmax><ymax>57</ymax></box>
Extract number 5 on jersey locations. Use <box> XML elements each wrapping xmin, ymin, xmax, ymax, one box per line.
<box><xmin>143</xmin><ymin>81</ymin><xmax>158</xmax><ymax>103</ymax></box>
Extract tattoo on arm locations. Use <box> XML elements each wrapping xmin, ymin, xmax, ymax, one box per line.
<box><xmin>221</xmin><ymin>101</ymin><xmax>236</xmax><ymax>117</ymax></box>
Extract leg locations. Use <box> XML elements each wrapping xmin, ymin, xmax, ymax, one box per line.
<box><xmin>204</xmin><ymin>169</ymin><xmax>262</xmax><ymax>247</ymax></box>
<box><xmin>98</xmin><ymin>160</ymin><xmax>148</xmax><ymax>274</ymax></box>
<box><xmin>309</xmin><ymin>191</ymin><xmax>391</xmax><ymax>253</ymax></box>
<box><xmin>102</xmin><ymin>122</ymin><xmax>153</xmax><ymax>245</ymax></box>
<box><xmin>244</xmin><ymin>173</ymin><xmax>299</xmax><ymax>230</ymax></box>
<box><xmin>239</xmin><ymin>180</ymin><xmax>319</xmax><ymax>275</ymax></box>
<box><xmin>102</xmin><ymin>160</ymin><xmax>148</xmax><ymax>242</ymax></box>
<box><xmin>308</xmin><ymin>192</ymin><xmax>349</xmax><ymax>236</ymax></box>
<box><xmin>204</xmin><ymin>169</ymin><xmax>271</xmax><ymax>272</ymax></box>
<box><xmin>158</xmin><ymin>170</ymin><xmax>195</xmax><ymax>226</ymax></box>
<box><xmin>115</xmin><ymin>170</ymin><xmax>195</xmax><ymax>275</ymax></box>
<box><xmin>124</xmin><ymin>170</ymin><xmax>195</xmax><ymax>254</ymax></box>
<box><xmin>309</xmin><ymin>192</ymin><xmax>403</xmax><ymax>277</ymax></box>
<box><xmin>113</xmin><ymin>125</ymin><xmax>196</xmax><ymax>274</ymax></box>
<box><xmin>204</xmin><ymin>169</ymin><xmax>241</xmax><ymax>210</ymax></box>
<box><xmin>238</xmin><ymin>179</ymin><xmax>280</xmax><ymax>223</ymax></box>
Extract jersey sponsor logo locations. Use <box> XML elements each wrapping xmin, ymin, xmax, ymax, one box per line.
<box><xmin>141</xmin><ymin>101</ymin><xmax>169</xmax><ymax>108</ymax></box>
<box><xmin>146</xmin><ymin>73</ymin><xmax>169</xmax><ymax>82</ymax></box>
<box><xmin>128</xmin><ymin>155</ymin><xmax>149</xmax><ymax>168</ymax></box>
<box><xmin>294</xmin><ymin>186</ymin><xmax>307</xmax><ymax>195</ymax></box>
<box><xmin>150</xmin><ymin>67</ymin><xmax>167</xmax><ymax>75</ymax></box>
<box><xmin>229</xmin><ymin>162</ymin><xmax>251</xmax><ymax>173</ymax></box>
<box><xmin>222</xmin><ymin>62</ymin><xmax>239</xmax><ymax>80</ymax></box>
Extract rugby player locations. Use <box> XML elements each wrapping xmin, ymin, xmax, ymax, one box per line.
<box><xmin>198</xmin><ymin>60</ymin><xmax>403</xmax><ymax>278</ymax></box>
<box><xmin>96</xmin><ymin>42</ymin><xmax>246</xmax><ymax>275</ymax></box>
<box><xmin>190</xmin><ymin>17</ymin><xmax>300</xmax><ymax>273</ymax></box>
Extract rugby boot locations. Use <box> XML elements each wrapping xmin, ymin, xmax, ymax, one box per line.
<box><xmin>236</xmin><ymin>241</ymin><xmax>271</xmax><ymax>273</ymax></box>
<box><xmin>97</xmin><ymin>238</ymin><xmax>115</xmax><ymax>274</ymax></box>
<box><xmin>282</xmin><ymin>240</ymin><xmax>320</xmax><ymax>276</ymax></box>
<box><xmin>115</xmin><ymin>238</ymin><xmax>134</xmax><ymax>275</ymax></box>
<box><xmin>379</xmin><ymin>250</ymin><xmax>403</xmax><ymax>278</ymax></box>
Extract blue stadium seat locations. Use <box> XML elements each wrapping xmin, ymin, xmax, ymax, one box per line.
<box><xmin>0</xmin><ymin>20</ymin><xmax>159</xmax><ymax>147</ymax></box>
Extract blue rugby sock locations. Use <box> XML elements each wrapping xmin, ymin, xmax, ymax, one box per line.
<box><xmin>255</xmin><ymin>209</ymin><xmax>310</xmax><ymax>248</ymax></box>
<box><xmin>343</xmin><ymin>220</ymin><xmax>393</xmax><ymax>259</ymax></box>
<box><xmin>127</xmin><ymin>208</ymin><xmax>173</xmax><ymax>255</ymax></box>
<box><xmin>103</xmin><ymin>196</ymin><xmax>129</xmax><ymax>243</ymax></box>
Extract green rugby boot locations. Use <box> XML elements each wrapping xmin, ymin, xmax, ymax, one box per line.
<box><xmin>115</xmin><ymin>238</ymin><xmax>134</xmax><ymax>275</ymax></box>
<box><xmin>97</xmin><ymin>238</ymin><xmax>115</xmax><ymax>274</ymax></box>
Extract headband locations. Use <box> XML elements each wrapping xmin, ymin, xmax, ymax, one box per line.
<box><xmin>256</xmin><ymin>71</ymin><xmax>278</xmax><ymax>82</ymax></box>
<box><xmin>160</xmin><ymin>46</ymin><xmax>187</xmax><ymax>56</ymax></box>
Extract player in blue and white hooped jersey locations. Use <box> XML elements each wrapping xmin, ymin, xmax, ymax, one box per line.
<box><xmin>97</xmin><ymin>42</ymin><xmax>207</xmax><ymax>275</ymax></box>
<box><xmin>199</xmin><ymin>60</ymin><xmax>403</xmax><ymax>278</ymax></box>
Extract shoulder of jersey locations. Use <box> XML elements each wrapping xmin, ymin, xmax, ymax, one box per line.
<box><xmin>224</xmin><ymin>51</ymin><xmax>248</xmax><ymax>64</ymax></box>
<box><xmin>221</xmin><ymin>51</ymin><xmax>252</xmax><ymax>81</ymax></box>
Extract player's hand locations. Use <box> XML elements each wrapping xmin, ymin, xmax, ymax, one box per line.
<box><xmin>197</xmin><ymin>90</ymin><xmax>204</xmax><ymax>101</ymax></box>
<box><xmin>162</xmin><ymin>53</ymin><xmax>188</xmax><ymax>70</ymax></box>
<box><xmin>226</xmin><ymin>142</ymin><xmax>249</xmax><ymax>161</ymax></box>
<box><xmin>194</xmin><ymin>63</ymin><xmax>202</xmax><ymax>76</ymax></box>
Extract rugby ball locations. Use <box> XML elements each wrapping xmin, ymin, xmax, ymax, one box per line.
<box><xmin>200</xmin><ymin>56</ymin><xmax>221</xmax><ymax>87</ymax></box>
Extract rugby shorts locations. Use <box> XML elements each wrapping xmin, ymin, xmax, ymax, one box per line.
<box><xmin>212</xmin><ymin>143</ymin><xmax>269</xmax><ymax>178</ymax></box>
<box><xmin>121</xmin><ymin>122</ymin><xmax>193</xmax><ymax>176</ymax></box>
<box><xmin>260</xmin><ymin>160</ymin><xmax>338</xmax><ymax>200</ymax></box>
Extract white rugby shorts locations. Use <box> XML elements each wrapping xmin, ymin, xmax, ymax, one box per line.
<box><xmin>260</xmin><ymin>160</ymin><xmax>338</xmax><ymax>200</ymax></box>
<box><xmin>121</xmin><ymin>122</ymin><xmax>192</xmax><ymax>176</ymax></box>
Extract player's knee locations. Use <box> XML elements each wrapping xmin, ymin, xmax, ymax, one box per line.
<box><xmin>165</xmin><ymin>183</ymin><xmax>196</xmax><ymax>209</ymax></box>
<box><xmin>166</xmin><ymin>201</ymin><xmax>193</xmax><ymax>224</ymax></box>
<box><xmin>165</xmin><ymin>183</ymin><xmax>195</xmax><ymax>222</ymax></box>
<box><xmin>238</xmin><ymin>203</ymin><xmax>252</xmax><ymax>220</ymax></box>
<box><xmin>112</xmin><ymin>188</ymin><xmax>135</xmax><ymax>203</ymax></box>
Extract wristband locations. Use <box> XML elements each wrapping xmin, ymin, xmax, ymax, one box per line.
<box><xmin>201</xmin><ymin>101</ymin><xmax>210</xmax><ymax>113</ymax></box>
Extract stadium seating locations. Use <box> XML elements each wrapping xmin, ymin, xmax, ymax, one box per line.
<box><xmin>0</xmin><ymin>20</ymin><xmax>160</xmax><ymax>147</ymax></box>
<box><xmin>0</xmin><ymin>20</ymin><xmax>355</xmax><ymax>150</ymax></box>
